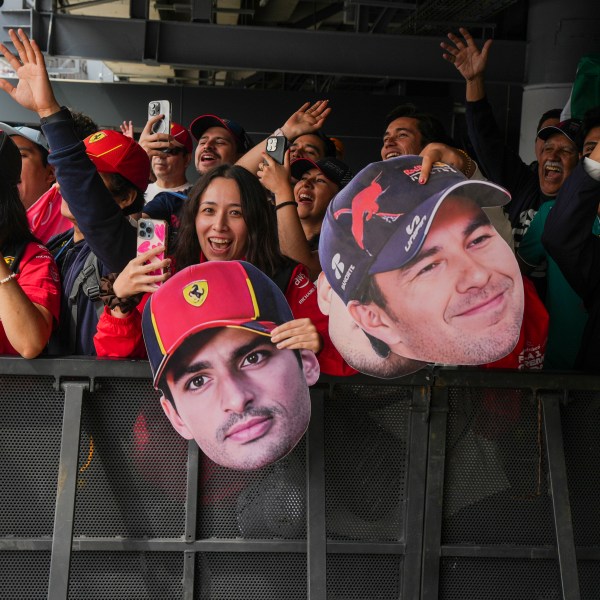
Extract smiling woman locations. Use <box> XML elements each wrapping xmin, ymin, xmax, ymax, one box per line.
<box><xmin>94</xmin><ymin>163</ymin><xmax>356</xmax><ymax>378</ymax></box>
<box><xmin>175</xmin><ymin>164</ymin><xmax>285</xmax><ymax>277</ymax></box>
<box><xmin>194</xmin><ymin>178</ymin><xmax>249</xmax><ymax>261</ymax></box>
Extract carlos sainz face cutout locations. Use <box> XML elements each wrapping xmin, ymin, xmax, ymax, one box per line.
<box><xmin>142</xmin><ymin>261</ymin><xmax>319</xmax><ymax>470</ymax></box>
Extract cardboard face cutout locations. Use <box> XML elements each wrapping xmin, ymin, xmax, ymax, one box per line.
<box><xmin>318</xmin><ymin>156</ymin><xmax>524</xmax><ymax>376</ymax></box>
<box><xmin>142</xmin><ymin>260</ymin><xmax>318</xmax><ymax>470</ymax></box>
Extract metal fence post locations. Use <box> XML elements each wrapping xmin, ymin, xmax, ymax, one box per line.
<box><xmin>47</xmin><ymin>380</ymin><xmax>88</xmax><ymax>600</ymax></box>
<box><xmin>420</xmin><ymin>385</ymin><xmax>449</xmax><ymax>600</ymax></box>
<box><xmin>307</xmin><ymin>387</ymin><xmax>328</xmax><ymax>600</ymax></box>
<box><xmin>402</xmin><ymin>384</ymin><xmax>431</xmax><ymax>599</ymax></box>
<box><xmin>183</xmin><ymin>439</ymin><xmax>200</xmax><ymax>599</ymax></box>
<box><xmin>541</xmin><ymin>391</ymin><xmax>581</xmax><ymax>600</ymax></box>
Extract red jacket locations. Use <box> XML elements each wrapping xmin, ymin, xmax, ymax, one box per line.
<box><xmin>481</xmin><ymin>276</ymin><xmax>548</xmax><ymax>371</ymax></box>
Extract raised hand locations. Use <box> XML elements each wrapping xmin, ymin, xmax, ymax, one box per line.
<box><xmin>257</xmin><ymin>150</ymin><xmax>292</xmax><ymax>198</ymax></box>
<box><xmin>138</xmin><ymin>114</ymin><xmax>184</xmax><ymax>158</ymax></box>
<box><xmin>281</xmin><ymin>100</ymin><xmax>331</xmax><ymax>140</ymax></box>
<box><xmin>0</xmin><ymin>29</ymin><xmax>60</xmax><ymax>117</ymax></box>
<box><xmin>440</xmin><ymin>27</ymin><xmax>492</xmax><ymax>82</ymax></box>
<box><xmin>418</xmin><ymin>142</ymin><xmax>474</xmax><ymax>184</ymax></box>
<box><xmin>120</xmin><ymin>120</ymin><xmax>135</xmax><ymax>139</ymax></box>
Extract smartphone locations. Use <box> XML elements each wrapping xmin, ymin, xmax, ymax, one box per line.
<box><xmin>148</xmin><ymin>100</ymin><xmax>171</xmax><ymax>135</ymax></box>
<box><xmin>265</xmin><ymin>135</ymin><xmax>288</xmax><ymax>165</ymax></box>
<box><xmin>136</xmin><ymin>218</ymin><xmax>169</xmax><ymax>283</ymax></box>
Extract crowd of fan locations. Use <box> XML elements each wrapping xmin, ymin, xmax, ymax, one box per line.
<box><xmin>1</xmin><ymin>27</ymin><xmax>600</xmax><ymax>375</ymax></box>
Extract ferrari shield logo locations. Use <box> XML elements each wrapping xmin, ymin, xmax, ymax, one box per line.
<box><xmin>88</xmin><ymin>132</ymin><xmax>107</xmax><ymax>143</ymax></box>
<box><xmin>183</xmin><ymin>280</ymin><xmax>208</xmax><ymax>307</ymax></box>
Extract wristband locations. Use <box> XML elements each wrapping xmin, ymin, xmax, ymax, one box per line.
<box><xmin>0</xmin><ymin>272</ymin><xmax>17</xmax><ymax>285</ymax></box>
<box><xmin>39</xmin><ymin>106</ymin><xmax>71</xmax><ymax>125</ymax></box>
<box><xmin>99</xmin><ymin>274</ymin><xmax>143</xmax><ymax>314</ymax></box>
<box><xmin>272</xmin><ymin>127</ymin><xmax>289</xmax><ymax>141</ymax></box>
<box><xmin>275</xmin><ymin>201</ymin><xmax>298</xmax><ymax>211</ymax></box>
<box><xmin>456</xmin><ymin>148</ymin><xmax>475</xmax><ymax>179</ymax></box>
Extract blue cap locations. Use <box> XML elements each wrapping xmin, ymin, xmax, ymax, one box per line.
<box><xmin>0</xmin><ymin>122</ymin><xmax>49</xmax><ymax>151</ymax></box>
<box><xmin>189</xmin><ymin>114</ymin><xmax>253</xmax><ymax>153</ymax></box>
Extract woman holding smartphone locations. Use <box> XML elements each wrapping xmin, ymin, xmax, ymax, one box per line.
<box><xmin>94</xmin><ymin>164</ymin><xmax>354</xmax><ymax>376</ymax></box>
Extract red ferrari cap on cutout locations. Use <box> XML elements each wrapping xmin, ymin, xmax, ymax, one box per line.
<box><xmin>142</xmin><ymin>260</ymin><xmax>294</xmax><ymax>387</ymax></box>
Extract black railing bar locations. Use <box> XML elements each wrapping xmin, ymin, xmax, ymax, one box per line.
<box><xmin>183</xmin><ymin>440</ymin><xmax>199</xmax><ymax>597</ymax></box>
<box><xmin>541</xmin><ymin>391</ymin><xmax>581</xmax><ymax>599</ymax></box>
<box><xmin>440</xmin><ymin>544</ymin><xmax>558</xmax><ymax>559</ymax></box>
<box><xmin>433</xmin><ymin>368</ymin><xmax>600</xmax><ymax>391</ymax></box>
<box><xmin>67</xmin><ymin>538</ymin><xmax>308</xmax><ymax>551</ymax></box>
<box><xmin>307</xmin><ymin>388</ymin><xmax>328</xmax><ymax>600</ymax></box>
<box><xmin>420</xmin><ymin>386</ymin><xmax>449</xmax><ymax>600</ymax></box>
<box><xmin>402</xmin><ymin>385</ymin><xmax>430</xmax><ymax>598</ymax></box>
<box><xmin>0</xmin><ymin>538</ymin><xmax>53</xmax><ymax>550</ymax></box>
<box><xmin>326</xmin><ymin>541</ymin><xmax>406</xmax><ymax>554</ymax></box>
<box><xmin>47</xmin><ymin>381</ymin><xmax>87</xmax><ymax>600</ymax></box>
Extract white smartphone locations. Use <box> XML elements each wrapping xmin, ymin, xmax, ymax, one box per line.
<box><xmin>148</xmin><ymin>100</ymin><xmax>171</xmax><ymax>135</ymax></box>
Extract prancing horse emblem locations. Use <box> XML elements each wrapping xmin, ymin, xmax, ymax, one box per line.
<box><xmin>183</xmin><ymin>280</ymin><xmax>208</xmax><ymax>307</ymax></box>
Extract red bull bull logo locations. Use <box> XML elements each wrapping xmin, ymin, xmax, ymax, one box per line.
<box><xmin>333</xmin><ymin>172</ymin><xmax>404</xmax><ymax>251</ymax></box>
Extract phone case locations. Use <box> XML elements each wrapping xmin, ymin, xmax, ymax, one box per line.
<box><xmin>148</xmin><ymin>100</ymin><xmax>171</xmax><ymax>135</ymax></box>
<box><xmin>266</xmin><ymin>135</ymin><xmax>288</xmax><ymax>164</ymax></box>
<box><xmin>136</xmin><ymin>218</ymin><xmax>169</xmax><ymax>283</ymax></box>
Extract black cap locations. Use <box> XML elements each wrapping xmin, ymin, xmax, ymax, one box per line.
<box><xmin>0</xmin><ymin>131</ymin><xmax>22</xmax><ymax>186</ymax></box>
<box><xmin>537</xmin><ymin>119</ymin><xmax>582</xmax><ymax>146</ymax></box>
<box><xmin>291</xmin><ymin>157</ymin><xmax>353</xmax><ymax>190</ymax></box>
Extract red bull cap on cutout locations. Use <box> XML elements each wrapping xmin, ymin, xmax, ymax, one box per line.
<box><xmin>319</xmin><ymin>155</ymin><xmax>511</xmax><ymax>305</ymax></box>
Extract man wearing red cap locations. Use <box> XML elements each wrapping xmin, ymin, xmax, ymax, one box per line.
<box><xmin>137</xmin><ymin>115</ymin><xmax>194</xmax><ymax>202</ymax></box>
<box><xmin>142</xmin><ymin>261</ymin><xmax>319</xmax><ymax>470</ymax></box>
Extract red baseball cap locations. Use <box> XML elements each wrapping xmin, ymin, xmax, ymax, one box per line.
<box><xmin>170</xmin><ymin>122</ymin><xmax>193</xmax><ymax>154</ymax></box>
<box><xmin>142</xmin><ymin>261</ymin><xmax>294</xmax><ymax>387</ymax></box>
<box><xmin>84</xmin><ymin>130</ymin><xmax>150</xmax><ymax>191</ymax></box>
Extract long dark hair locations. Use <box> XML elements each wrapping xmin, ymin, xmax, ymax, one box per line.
<box><xmin>0</xmin><ymin>180</ymin><xmax>34</xmax><ymax>250</ymax></box>
<box><xmin>174</xmin><ymin>164</ymin><xmax>287</xmax><ymax>279</ymax></box>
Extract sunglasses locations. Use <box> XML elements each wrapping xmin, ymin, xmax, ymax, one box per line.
<box><xmin>161</xmin><ymin>147</ymin><xmax>185</xmax><ymax>155</ymax></box>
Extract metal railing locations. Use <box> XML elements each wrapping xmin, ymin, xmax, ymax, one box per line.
<box><xmin>1</xmin><ymin>357</ymin><xmax>598</xmax><ymax>599</ymax></box>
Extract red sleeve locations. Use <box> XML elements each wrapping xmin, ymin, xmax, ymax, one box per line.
<box><xmin>284</xmin><ymin>264</ymin><xmax>357</xmax><ymax>377</ymax></box>
<box><xmin>15</xmin><ymin>242</ymin><xmax>61</xmax><ymax>325</ymax></box>
<box><xmin>94</xmin><ymin>297</ymin><xmax>148</xmax><ymax>359</ymax></box>
<box><xmin>480</xmin><ymin>276</ymin><xmax>548</xmax><ymax>370</ymax></box>
<box><xmin>0</xmin><ymin>242</ymin><xmax>61</xmax><ymax>355</ymax></box>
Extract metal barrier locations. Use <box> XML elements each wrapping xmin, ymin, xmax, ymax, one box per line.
<box><xmin>0</xmin><ymin>357</ymin><xmax>599</xmax><ymax>599</ymax></box>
